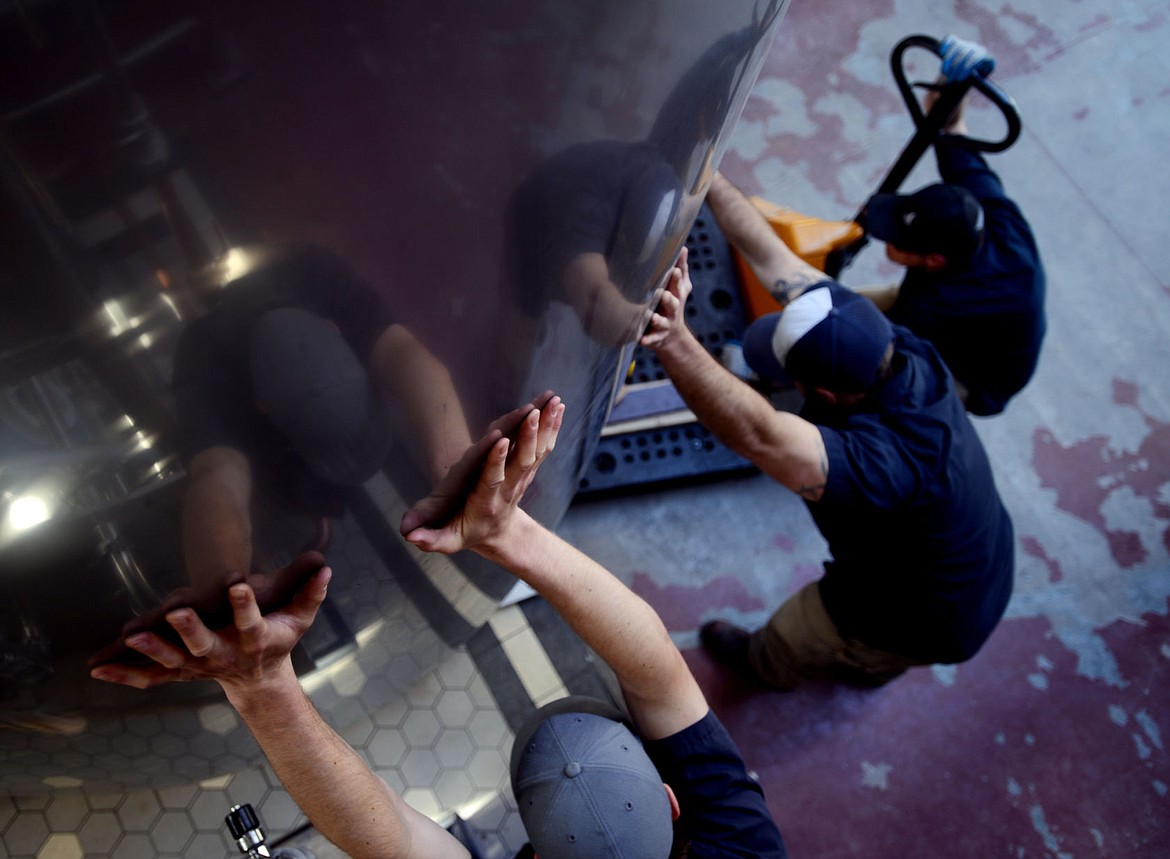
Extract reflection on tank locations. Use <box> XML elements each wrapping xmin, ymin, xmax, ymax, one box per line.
<box><xmin>151</xmin><ymin>244</ymin><xmax>473</xmax><ymax>623</ymax></box>
<box><xmin>0</xmin><ymin>0</ymin><xmax>788</xmax><ymax>793</ymax></box>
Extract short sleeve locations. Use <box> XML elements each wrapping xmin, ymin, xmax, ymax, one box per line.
<box><xmin>644</xmin><ymin>710</ymin><xmax>787</xmax><ymax>858</ymax></box>
<box><xmin>819</xmin><ymin>422</ymin><xmax>921</xmax><ymax>510</ymax></box>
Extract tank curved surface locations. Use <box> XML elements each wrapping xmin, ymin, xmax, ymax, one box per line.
<box><xmin>0</xmin><ymin>0</ymin><xmax>788</xmax><ymax>793</ymax></box>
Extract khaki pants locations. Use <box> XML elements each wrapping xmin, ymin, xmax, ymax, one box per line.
<box><xmin>748</xmin><ymin>581</ymin><xmax>928</xmax><ymax>690</ymax></box>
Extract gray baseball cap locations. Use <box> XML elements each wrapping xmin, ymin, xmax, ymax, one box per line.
<box><xmin>510</xmin><ymin>697</ymin><xmax>673</xmax><ymax>859</ymax></box>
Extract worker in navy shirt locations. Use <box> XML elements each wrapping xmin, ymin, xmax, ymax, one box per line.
<box><xmin>644</xmin><ymin>180</ymin><xmax>1015</xmax><ymax>689</ymax></box>
<box><xmin>860</xmin><ymin>36</ymin><xmax>1046</xmax><ymax>416</ymax></box>
<box><xmin>93</xmin><ymin>397</ymin><xmax>787</xmax><ymax>859</ymax></box>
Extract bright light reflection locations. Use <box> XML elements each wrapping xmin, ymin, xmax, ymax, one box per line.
<box><xmin>219</xmin><ymin>247</ymin><xmax>255</xmax><ymax>284</ymax></box>
<box><xmin>103</xmin><ymin>299</ymin><xmax>131</xmax><ymax>336</ymax></box>
<box><xmin>158</xmin><ymin>292</ymin><xmax>182</xmax><ymax>320</ymax></box>
<box><xmin>9</xmin><ymin>495</ymin><xmax>51</xmax><ymax>530</ymax></box>
<box><xmin>456</xmin><ymin>790</ymin><xmax>502</xmax><ymax>823</ymax></box>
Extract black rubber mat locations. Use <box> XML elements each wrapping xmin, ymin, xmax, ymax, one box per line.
<box><xmin>576</xmin><ymin>422</ymin><xmax>756</xmax><ymax>497</ymax></box>
<box><xmin>577</xmin><ymin>203</ymin><xmax>759</xmax><ymax>496</ymax></box>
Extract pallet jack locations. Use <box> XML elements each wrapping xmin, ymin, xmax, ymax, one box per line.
<box><xmin>735</xmin><ymin>34</ymin><xmax>1021</xmax><ymax>317</ymax></box>
<box><xmin>576</xmin><ymin>35</ymin><xmax>1022</xmax><ymax>498</ymax></box>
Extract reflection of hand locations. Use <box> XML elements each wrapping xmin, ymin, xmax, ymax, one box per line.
<box><xmin>399</xmin><ymin>392</ymin><xmax>554</xmax><ymax>535</ymax></box>
<box><xmin>939</xmin><ymin>35</ymin><xmax>995</xmax><ymax>81</ymax></box>
<box><xmin>88</xmin><ymin>552</ymin><xmax>326</xmax><ymax>669</ymax></box>
<box><xmin>640</xmin><ymin>247</ymin><xmax>694</xmax><ymax>351</ymax></box>
<box><xmin>90</xmin><ymin>567</ymin><xmax>331</xmax><ymax>700</ymax></box>
<box><xmin>402</xmin><ymin>397</ymin><xmax>563</xmax><ymax>555</ymax></box>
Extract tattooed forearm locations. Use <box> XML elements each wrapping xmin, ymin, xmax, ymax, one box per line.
<box><xmin>772</xmin><ymin>268</ymin><xmax>828</xmax><ymax>304</ymax></box>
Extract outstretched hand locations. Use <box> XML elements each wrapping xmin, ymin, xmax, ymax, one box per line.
<box><xmin>640</xmin><ymin>247</ymin><xmax>693</xmax><ymax>351</ymax></box>
<box><xmin>939</xmin><ymin>35</ymin><xmax>995</xmax><ymax>81</ymax></box>
<box><xmin>400</xmin><ymin>392</ymin><xmax>555</xmax><ymax>535</ymax></box>
<box><xmin>88</xmin><ymin>552</ymin><xmax>327</xmax><ymax>670</ymax></box>
<box><xmin>90</xmin><ymin>566</ymin><xmax>332</xmax><ymax>701</ymax></box>
<box><xmin>402</xmin><ymin>396</ymin><xmax>563</xmax><ymax>556</ymax></box>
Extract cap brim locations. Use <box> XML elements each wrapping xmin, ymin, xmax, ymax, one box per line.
<box><xmin>742</xmin><ymin>312</ymin><xmax>792</xmax><ymax>383</ymax></box>
<box><xmin>863</xmin><ymin>193</ymin><xmax>903</xmax><ymax>244</ymax></box>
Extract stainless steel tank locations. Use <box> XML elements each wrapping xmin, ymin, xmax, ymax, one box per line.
<box><xmin>0</xmin><ymin>0</ymin><xmax>787</xmax><ymax>794</ymax></box>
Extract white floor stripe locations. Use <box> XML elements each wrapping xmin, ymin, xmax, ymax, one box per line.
<box><xmin>364</xmin><ymin>472</ymin><xmax>499</xmax><ymax>626</ymax></box>
<box><xmin>489</xmin><ymin>605</ymin><xmax>569</xmax><ymax>705</ymax></box>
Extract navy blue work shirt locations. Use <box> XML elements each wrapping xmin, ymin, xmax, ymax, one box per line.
<box><xmin>806</xmin><ymin>328</ymin><xmax>1015</xmax><ymax>663</ymax></box>
<box><xmin>645</xmin><ymin>709</ymin><xmax>788</xmax><ymax>858</ymax></box>
<box><xmin>887</xmin><ymin>140</ymin><xmax>1046</xmax><ymax>416</ymax></box>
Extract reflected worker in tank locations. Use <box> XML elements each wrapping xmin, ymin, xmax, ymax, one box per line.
<box><xmin>89</xmin><ymin>243</ymin><xmax>548</xmax><ymax>667</ymax></box>
<box><xmin>494</xmin><ymin>9</ymin><xmax>782</xmax><ymax>417</ymax></box>
<box><xmin>493</xmin><ymin>130</ymin><xmax>682</xmax><ymax>453</ymax></box>
<box><xmin>646</xmin><ymin>1</ymin><xmax>785</xmax><ymax>200</ymax></box>
<box><xmin>171</xmin><ymin>243</ymin><xmax>473</xmax><ymax>594</ymax></box>
<box><xmin>503</xmin><ymin>141</ymin><xmax>680</xmax><ymax>352</ymax></box>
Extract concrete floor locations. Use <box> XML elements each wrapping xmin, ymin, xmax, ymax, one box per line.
<box><xmin>3</xmin><ymin>2</ymin><xmax>1168</xmax><ymax>857</ymax></box>
<box><xmin>559</xmin><ymin>0</ymin><xmax>1170</xmax><ymax>856</ymax></box>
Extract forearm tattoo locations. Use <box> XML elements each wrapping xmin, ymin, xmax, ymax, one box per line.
<box><xmin>772</xmin><ymin>268</ymin><xmax>827</xmax><ymax>304</ymax></box>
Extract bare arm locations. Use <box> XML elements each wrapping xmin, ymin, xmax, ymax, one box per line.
<box><xmin>488</xmin><ymin>516</ymin><xmax>707</xmax><ymax>740</ymax></box>
<box><xmin>403</xmin><ymin>400</ymin><xmax>709</xmax><ymax>739</ymax></box>
<box><xmin>641</xmin><ymin>250</ymin><xmax>829</xmax><ymax>500</ymax></box>
<box><xmin>90</xmin><ymin>573</ymin><xmax>468</xmax><ymax>859</ymax></box>
<box><xmin>709</xmin><ymin>171</ymin><xmax>899</xmax><ymax>319</ymax></box>
<box><xmin>706</xmin><ymin>171</ymin><xmax>827</xmax><ymax>305</ymax></box>
<box><xmin>563</xmin><ymin>252</ymin><xmax>649</xmax><ymax>347</ymax></box>
<box><xmin>370</xmin><ymin>323</ymin><xmax>473</xmax><ymax>481</ymax></box>
<box><xmin>923</xmin><ymin>82</ymin><xmax>971</xmax><ymax>136</ymax></box>
<box><xmin>182</xmin><ymin>447</ymin><xmax>254</xmax><ymax>590</ymax></box>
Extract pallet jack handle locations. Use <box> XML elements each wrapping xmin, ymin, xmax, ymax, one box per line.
<box><xmin>825</xmin><ymin>34</ymin><xmax>1021</xmax><ymax>277</ymax></box>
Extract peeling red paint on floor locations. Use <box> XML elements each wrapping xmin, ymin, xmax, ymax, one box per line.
<box><xmin>1032</xmin><ymin>379</ymin><xmax>1170</xmax><ymax>567</ymax></box>
<box><xmin>676</xmin><ymin>603</ymin><xmax>1170</xmax><ymax>859</ymax></box>
<box><xmin>629</xmin><ymin>566</ymin><xmax>825</xmax><ymax>631</ymax></box>
<box><xmin>1021</xmin><ymin>535</ymin><xmax>1065</xmax><ymax>583</ymax></box>
<box><xmin>628</xmin><ymin>571</ymin><xmax>767</xmax><ymax>630</ymax></box>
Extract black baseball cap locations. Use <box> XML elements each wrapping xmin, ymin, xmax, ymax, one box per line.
<box><xmin>865</xmin><ymin>183</ymin><xmax>984</xmax><ymax>265</ymax></box>
<box><xmin>743</xmin><ymin>282</ymin><xmax>894</xmax><ymax>393</ymax></box>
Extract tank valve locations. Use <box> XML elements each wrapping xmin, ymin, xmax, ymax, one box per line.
<box><xmin>225</xmin><ymin>804</ymin><xmax>316</xmax><ymax>859</ymax></box>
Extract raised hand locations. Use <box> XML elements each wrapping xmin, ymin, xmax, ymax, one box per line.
<box><xmin>402</xmin><ymin>396</ymin><xmax>563</xmax><ymax>556</ymax></box>
<box><xmin>640</xmin><ymin>247</ymin><xmax>693</xmax><ymax>350</ymax></box>
<box><xmin>88</xmin><ymin>552</ymin><xmax>326</xmax><ymax>670</ymax></box>
<box><xmin>399</xmin><ymin>392</ymin><xmax>555</xmax><ymax>535</ymax></box>
<box><xmin>90</xmin><ymin>566</ymin><xmax>331</xmax><ymax>700</ymax></box>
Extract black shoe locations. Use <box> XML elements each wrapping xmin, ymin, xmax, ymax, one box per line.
<box><xmin>699</xmin><ymin>620</ymin><xmax>755</xmax><ymax>674</ymax></box>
